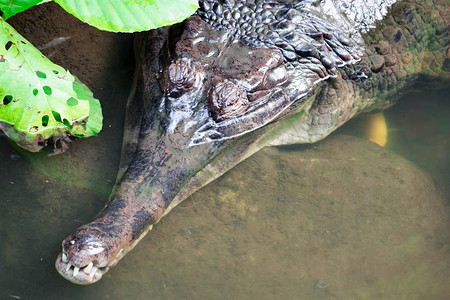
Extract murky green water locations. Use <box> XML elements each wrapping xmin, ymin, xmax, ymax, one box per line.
<box><xmin>1</xmin><ymin>4</ymin><xmax>450</xmax><ymax>298</ymax></box>
<box><xmin>1</xmin><ymin>81</ymin><xmax>449</xmax><ymax>299</ymax></box>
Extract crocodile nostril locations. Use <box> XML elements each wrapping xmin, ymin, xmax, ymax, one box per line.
<box><xmin>60</xmin><ymin>226</ymin><xmax>111</xmax><ymax>269</ymax></box>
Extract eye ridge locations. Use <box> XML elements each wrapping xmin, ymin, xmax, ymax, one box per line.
<box><xmin>162</xmin><ymin>58</ymin><xmax>197</xmax><ymax>98</ymax></box>
<box><xmin>208</xmin><ymin>80</ymin><xmax>249</xmax><ymax>122</ymax></box>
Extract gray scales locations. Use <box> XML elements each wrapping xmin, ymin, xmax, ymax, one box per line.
<box><xmin>55</xmin><ymin>0</ymin><xmax>449</xmax><ymax>284</ymax></box>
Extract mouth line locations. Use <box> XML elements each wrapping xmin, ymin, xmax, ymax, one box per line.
<box><xmin>55</xmin><ymin>253</ymin><xmax>110</xmax><ymax>284</ymax></box>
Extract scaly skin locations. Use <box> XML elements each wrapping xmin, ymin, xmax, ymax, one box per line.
<box><xmin>55</xmin><ymin>0</ymin><xmax>449</xmax><ymax>284</ymax></box>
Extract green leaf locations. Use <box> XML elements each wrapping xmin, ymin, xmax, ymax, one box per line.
<box><xmin>0</xmin><ymin>17</ymin><xmax>103</xmax><ymax>152</ymax></box>
<box><xmin>54</xmin><ymin>0</ymin><xmax>199</xmax><ymax>33</ymax></box>
<box><xmin>0</xmin><ymin>0</ymin><xmax>44</xmax><ymax>20</ymax></box>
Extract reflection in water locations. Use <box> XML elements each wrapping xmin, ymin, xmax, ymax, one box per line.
<box><xmin>0</xmin><ymin>88</ymin><xmax>449</xmax><ymax>299</ymax></box>
<box><xmin>341</xmin><ymin>87</ymin><xmax>450</xmax><ymax>198</ymax></box>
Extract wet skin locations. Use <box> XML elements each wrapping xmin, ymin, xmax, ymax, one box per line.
<box><xmin>55</xmin><ymin>0</ymin><xmax>449</xmax><ymax>284</ymax></box>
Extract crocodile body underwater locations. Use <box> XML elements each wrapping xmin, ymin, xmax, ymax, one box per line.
<box><xmin>55</xmin><ymin>0</ymin><xmax>449</xmax><ymax>284</ymax></box>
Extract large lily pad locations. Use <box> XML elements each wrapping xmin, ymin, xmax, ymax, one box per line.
<box><xmin>0</xmin><ymin>16</ymin><xmax>102</xmax><ymax>152</ymax></box>
<box><xmin>54</xmin><ymin>0</ymin><xmax>199</xmax><ymax>33</ymax></box>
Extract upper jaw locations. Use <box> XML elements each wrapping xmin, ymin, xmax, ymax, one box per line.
<box><xmin>55</xmin><ymin>221</ymin><xmax>148</xmax><ymax>284</ymax></box>
<box><xmin>55</xmin><ymin>226</ymin><xmax>124</xmax><ymax>284</ymax></box>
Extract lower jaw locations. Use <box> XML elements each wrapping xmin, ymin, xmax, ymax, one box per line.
<box><xmin>55</xmin><ymin>253</ymin><xmax>109</xmax><ymax>285</ymax></box>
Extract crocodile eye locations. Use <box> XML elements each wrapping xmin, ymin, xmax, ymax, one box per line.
<box><xmin>262</xmin><ymin>64</ymin><xmax>287</xmax><ymax>90</ymax></box>
<box><xmin>208</xmin><ymin>80</ymin><xmax>249</xmax><ymax>122</ymax></box>
<box><xmin>162</xmin><ymin>58</ymin><xmax>197</xmax><ymax>98</ymax></box>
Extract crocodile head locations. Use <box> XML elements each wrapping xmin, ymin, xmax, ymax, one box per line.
<box><xmin>55</xmin><ymin>0</ymin><xmax>449</xmax><ymax>284</ymax></box>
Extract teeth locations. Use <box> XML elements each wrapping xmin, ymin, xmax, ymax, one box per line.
<box><xmin>66</xmin><ymin>263</ymin><xmax>72</xmax><ymax>272</ymax></box>
<box><xmin>115</xmin><ymin>248</ymin><xmax>124</xmax><ymax>259</ymax></box>
<box><xmin>73</xmin><ymin>266</ymin><xmax>80</xmax><ymax>277</ymax></box>
<box><xmin>89</xmin><ymin>266</ymin><xmax>98</xmax><ymax>278</ymax></box>
<box><xmin>62</xmin><ymin>253</ymin><xmax>68</xmax><ymax>263</ymax></box>
<box><xmin>83</xmin><ymin>262</ymin><xmax>94</xmax><ymax>274</ymax></box>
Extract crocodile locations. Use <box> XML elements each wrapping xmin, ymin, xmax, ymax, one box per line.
<box><xmin>55</xmin><ymin>0</ymin><xmax>449</xmax><ymax>284</ymax></box>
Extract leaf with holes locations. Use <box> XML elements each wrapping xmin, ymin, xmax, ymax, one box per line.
<box><xmin>0</xmin><ymin>17</ymin><xmax>102</xmax><ymax>152</ymax></box>
<box><xmin>0</xmin><ymin>0</ymin><xmax>44</xmax><ymax>20</ymax></box>
<box><xmin>54</xmin><ymin>0</ymin><xmax>199</xmax><ymax>33</ymax></box>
